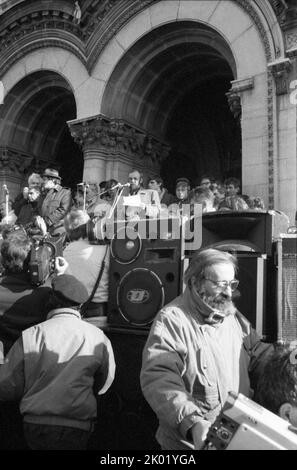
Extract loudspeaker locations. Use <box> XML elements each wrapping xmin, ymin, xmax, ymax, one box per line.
<box><xmin>234</xmin><ymin>254</ymin><xmax>267</xmax><ymax>338</ymax></box>
<box><xmin>276</xmin><ymin>235</ymin><xmax>297</xmax><ymax>342</ymax></box>
<box><xmin>107</xmin><ymin>218</ymin><xmax>183</xmax><ymax>329</ymax></box>
<box><xmin>200</xmin><ymin>210</ymin><xmax>289</xmax><ymax>255</ymax></box>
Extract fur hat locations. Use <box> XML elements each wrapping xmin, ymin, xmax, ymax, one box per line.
<box><xmin>43</xmin><ymin>168</ymin><xmax>61</xmax><ymax>181</ymax></box>
<box><xmin>51</xmin><ymin>274</ymin><xmax>89</xmax><ymax>305</ymax></box>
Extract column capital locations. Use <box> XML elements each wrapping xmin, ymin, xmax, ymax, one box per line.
<box><xmin>67</xmin><ymin>114</ymin><xmax>170</xmax><ymax>167</ymax></box>
<box><xmin>267</xmin><ymin>57</ymin><xmax>292</xmax><ymax>95</ymax></box>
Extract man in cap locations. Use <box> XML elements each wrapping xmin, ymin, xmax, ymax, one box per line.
<box><xmin>174</xmin><ymin>177</ymin><xmax>191</xmax><ymax>205</ymax></box>
<box><xmin>168</xmin><ymin>177</ymin><xmax>192</xmax><ymax>218</ymax></box>
<box><xmin>40</xmin><ymin>168</ymin><xmax>72</xmax><ymax>236</ymax></box>
<box><xmin>0</xmin><ymin>264</ymin><xmax>115</xmax><ymax>450</ymax></box>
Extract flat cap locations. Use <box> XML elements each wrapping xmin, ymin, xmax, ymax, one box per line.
<box><xmin>52</xmin><ymin>274</ymin><xmax>89</xmax><ymax>305</ymax></box>
<box><xmin>176</xmin><ymin>177</ymin><xmax>190</xmax><ymax>187</ymax></box>
<box><xmin>43</xmin><ymin>168</ymin><xmax>61</xmax><ymax>180</ymax></box>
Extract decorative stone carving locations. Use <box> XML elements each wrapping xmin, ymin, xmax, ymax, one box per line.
<box><xmin>0</xmin><ymin>147</ymin><xmax>33</xmax><ymax>176</ymax></box>
<box><xmin>230</xmin><ymin>77</ymin><xmax>254</xmax><ymax>93</ymax></box>
<box><xmin>226</xmin><ymin>91</ymin><xmax>242</xmax><ymax>121</ymax></box>
<box><xmin>268</xmin><ymin>0</ymin><xmax>297</xmax><ymax>30</ymax></box>
<box><xmin>268</xmin><ymin>58</ymin><xmax>292</xmax><ymax>94</ymax></box>
<box><xmin>286</xmin><ymin>31</ymin><xmax>297</xmax><ymax>50</ymax></box>
<box><xmin>68</xmin><ymin>115</ymin><xmax>170</xmax><ymax>166</ymax></box>
<box><xmin>0</xmin><ymin>10</ymin><xmax>82</xmax><ymax>51</ymax></box>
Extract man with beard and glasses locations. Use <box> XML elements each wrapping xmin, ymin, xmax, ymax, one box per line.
<box><xmin>140</xmin><ymin>248</ymin><xmax>273</xmax><ymax>451</ymax></box>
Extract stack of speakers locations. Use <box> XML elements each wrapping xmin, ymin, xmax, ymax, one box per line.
<box><xmin>198</xmin><ymin>210</ymin><xmax>293</xmax><ymax>342</ymax></box>
<box><xmin>275</xmin><ymin>234</ymin><xmax>297</xmax><ymax>343</ymax></box>
<box><xmin>103</xmin><ymin>217</ymin><xmax>183</xmax><ymax>449</ymax></box>
<box><xmin>101</xmin><ymin>210</ymin><xmax>294</xmax><ymax>450</ymax></box>
<box><xmin>106</xmin><ymin>211</ymin><xmax>295</xmax><ymax>341</ymax></box>
<box><xmin>107</xmin><ymin>217</ymin><xmax>183</xmax><ymax>331</ymax></box>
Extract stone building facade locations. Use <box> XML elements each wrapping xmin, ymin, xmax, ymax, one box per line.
<box><xmin>0</xmin><ymin>0</ymin><xmax>296</xmax><ymax>222</ymax></box>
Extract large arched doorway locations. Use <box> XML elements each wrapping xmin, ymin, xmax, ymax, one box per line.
<box><xmin>0</xmin><ymin>70</ymin><xmax>82</xmax><ymax>191</ymax></box>
<box><xmin>101</xmin><ymin>21</ymin><xmax>239</xmax><ymax>191</ymax></box>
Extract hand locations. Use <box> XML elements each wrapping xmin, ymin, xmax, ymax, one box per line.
<box><xmin>54</xmin><ymin>256</ymin><xmax>69</xmax><ymax>276</ymax></box>
<box><xmin>35</xmin><ymin>216</ymin><xmax>47</xmax><ymax>236</ymax></box>
<box><xmin>94</xmin><ymin>209</ymin><xmax>107</xmax><ymax>219</ymax></box>
<box><xmin>191</xmin><ymin>420</ymin><xmax>211</xmax><ymax>450</ymax></box>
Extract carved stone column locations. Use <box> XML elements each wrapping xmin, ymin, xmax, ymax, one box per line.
<box><xmin>268</xmin><ymin>58</ymin><xmax>292</xmax><ymax>95</ymax></box>
<box><xmin>67</xmin><ymin>114</ymin><xmax>170</xmax><ymax>183</ymax></box>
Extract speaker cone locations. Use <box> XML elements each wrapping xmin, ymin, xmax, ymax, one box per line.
<box><xmin>117</xmin><ymin>268</ymin><xmax>165</xmax><ymax>326</ymax></box>
<box><xmin>110</xmin><ymin>226</ymin><xmax>142</xmax><ymax>264</ymax></box>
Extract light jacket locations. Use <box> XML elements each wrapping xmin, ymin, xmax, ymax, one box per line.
<box><xmin>0</xmin><ymin>308</ymin><xmax>115</xmax><ymax>431</ymax></box>
<box><xmin>140</xmin><ymin>286</ymin><xmax>272</xmax><ymax>450</ymax></box>
<box><xmin>117</xmin><ymin>187</ymin><xmax>161</xmax><ymax>220</ymax></box>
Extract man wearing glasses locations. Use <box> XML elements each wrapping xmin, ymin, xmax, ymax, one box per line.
<box><xmin>141</xmin><ymin>248</ymin><xmax>273</xmax><ymax>450</ymax></box>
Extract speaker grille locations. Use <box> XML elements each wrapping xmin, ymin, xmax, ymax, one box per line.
<box><xmin>110</xmin><ymin>227</ymin><xmax>142</xmax><ymax>264</ymax></box>
<box><xmin>117</xmin><ymin>268</ymin><xmax>165</xmax><ymax>326</ymax></box>
<box><xmin>280</xmin><ymin>254</ymin><xmax>297</xmax><ymax>342</ymax></box>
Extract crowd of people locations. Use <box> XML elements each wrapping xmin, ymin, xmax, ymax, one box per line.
<box><xmin>0</xmin><ymin>167</ymin><xmax>296</xmax><ymax>450</ymax></box>
<box><xmin>0</xmin><ymin>170</ymin><xmax>266</xmax><ymax>232</ymax></box>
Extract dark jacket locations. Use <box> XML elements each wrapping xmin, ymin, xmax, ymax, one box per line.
<box><xmin>41</xmin><ymin>185</ymin><xmax>72</xmax><ymax>234</ymax></box>
<box><xmin>17</xmin><ymin>199</ymin><xmax>43</xmax><ymax>227</ymax></box>
<box><xmin>12</xmin><ymin>193</ymin><xmax>28</xmax><ymax>217</ymax></box>
<box><xmin>160</xmin><ymin>189</ymin><xmax>175</xmax><ymax>207</ymax></box>
<box><xmin>0</xmin><ymin>272</ymin><xmax>52</xmax><ymax>354</ymax></box>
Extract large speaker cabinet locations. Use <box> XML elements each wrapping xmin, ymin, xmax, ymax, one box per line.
<box><xmin>107</xmin><ymin>218</ymin><xmax>184</xmax><ymax>330</ymax></box>
<box><xmin>235</xmin><ymin>254</ymin><xmax>267</xmax><ymax>338</ymax></box>
<box><xmin>200</xmin><ymin>210</ymin><xmax>289</xmax><ymax>255</ymax></box>
<box><xmin>194</xmin><ymin>211</ymin><xmax>290</xmax><ymax>341</ymax></box>
<box><xmin>275</xmin><ymin>235</ymin><xmax>297</xmax><ymax>343</ymax></box>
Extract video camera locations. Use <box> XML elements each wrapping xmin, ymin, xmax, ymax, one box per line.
<box><xmin>29</xmin><ymin>234</ymin><xmax>64</xmax><ymax>286</ymax></box>
<box><xmin>204</xmin><ymin>391</ymin><xmax>297</xmax><ymax>450</ymax></box>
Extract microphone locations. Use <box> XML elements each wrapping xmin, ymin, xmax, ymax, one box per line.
<box><xmin>3</xmin><ymin>184</ymin><xmax>9</xmax><ymax>194</ymax></box>
<box><xmin>77</xmin><ymin>182</ymin><xmax>89</xmax><ymax>188</ymax></box>
<box><xmin>111</xmin><ymin>182</ymin><xmax>130</xmax><ymax>190</ymax></box>
<box><xmin>118</xmin><ymin>182</ymin><xmax>130</xmax><ymax>188</ymax></box>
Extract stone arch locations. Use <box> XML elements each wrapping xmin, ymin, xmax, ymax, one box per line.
<box><xmin>0</xmin><ymin>69</ymin><xmax>83</xmax><ymax>194</ymax></box>
<box><xmin>101</xmin><ymin>21</ymin><xmax>236</xmax><ymax>133</ymax></box>
<box><xmin>1</xmin><ymin>48</ymin><xmax>99</xmax><ymax>119</ymax></box>
<box><xmin>91</xmin><ymin>0</ymin><xmax>284</xmax><ymax>206</ymax></box>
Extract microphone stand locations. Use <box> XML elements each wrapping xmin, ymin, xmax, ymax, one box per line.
<box><xmin>3</xmin><ymin>185</ymin><xmax>9</xmax><ymax>220</ymax></box>
<box><xmin>108</xmin><ymin>186</ymin><xmax>126</xmax><ymax>220</ymax></box>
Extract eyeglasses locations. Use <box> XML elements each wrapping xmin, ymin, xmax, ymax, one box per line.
<box><xmin>204</xmin><ymin>278</ymin><xmax>239</xmax><ymax>292</ymax></box>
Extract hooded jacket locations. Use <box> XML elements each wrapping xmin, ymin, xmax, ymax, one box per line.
<box><xmin>140</xmin><ymin>286</ymin><xmax>272</xmax><ymax>450</ymax></box>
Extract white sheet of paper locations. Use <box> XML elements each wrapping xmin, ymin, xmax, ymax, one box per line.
<box><xmin>123</xmin><ymin>195</ymin><xmax>142</xmax><ymax>207</ymax></box>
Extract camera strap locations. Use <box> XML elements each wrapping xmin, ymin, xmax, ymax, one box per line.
<box><xmin>80</xmin><ymin>245</ymin><xmax>109</xmax><ymax>317</ymax></box>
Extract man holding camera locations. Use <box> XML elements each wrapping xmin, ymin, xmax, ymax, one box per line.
<box><xmin>41</xmin><ymin>168</ymin><xmax>72</xmax><ymax>236</ymax></box>
<box><xmin>0</xmin><ymin>229</ymin><xmax>53</xmax><ymax>355</ymax></box>
<box><xmin>140</xmin><ymin>248</ymin><xmax>273</xmax><ymax>450</ymax></box>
